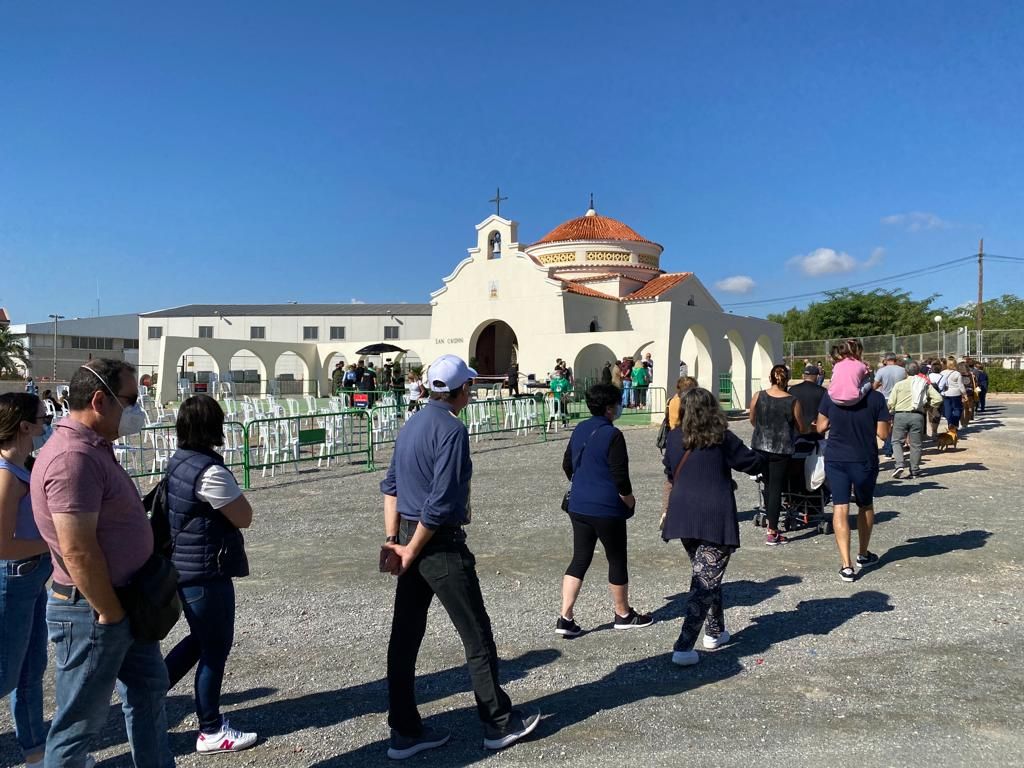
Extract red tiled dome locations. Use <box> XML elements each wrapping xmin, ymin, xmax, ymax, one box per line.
<box><xmin>533</xmin><ymin>211</ymin><xmax>654</xmax><ymax>245</ymax></box>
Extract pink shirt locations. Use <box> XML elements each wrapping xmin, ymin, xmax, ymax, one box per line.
<box><xmin>827</xmin><ymin>358</ymin><xmax>870</xmax><ymax>403</ymax></box>
<box><xmin>30</xmin><ymin>418</ymin><xmax>152</xmax><ymax>588</ymax></box>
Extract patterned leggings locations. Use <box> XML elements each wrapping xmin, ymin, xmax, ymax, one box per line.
<box><xmin>674</xmin><ymin>539</ymin><xmax>733</xmax><ymax>652</ymax></box>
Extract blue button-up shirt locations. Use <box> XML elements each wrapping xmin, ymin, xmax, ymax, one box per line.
<box><xmin>380</xmin><ymin>399</ymin><xmax>471</xmax><ymax>529</ymax></box>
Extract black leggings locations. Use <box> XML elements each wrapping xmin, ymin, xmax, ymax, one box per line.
<box><xmin>758</xmin><ymin>450</ymin><xmax>790</xmax><ymax>531</ymax></box>
<box><xmin>565</xmin><ymin>513</ymin><xmax>629</xmax><ymax>586</ymax></box>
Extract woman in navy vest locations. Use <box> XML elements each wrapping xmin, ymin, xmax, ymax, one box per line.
<box><xmin>163</xmin><ymin>395</ymin><xmax>257</xmax><ymax>754</ymax></box>
<box><xmin>662</xmin><ymin>388</ymin><xmax>763</xmax><ymax>667</ymax></box>
<box><xmin>557</xmin><ymin>384</ymin><xmax>652</xmax><ymax>637</ymax></box>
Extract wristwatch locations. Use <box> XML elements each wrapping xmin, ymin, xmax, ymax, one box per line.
<box><xmin>384</xmin><ymin>535</ymin><xmax>399</xmax><ymax>544</ymax></box>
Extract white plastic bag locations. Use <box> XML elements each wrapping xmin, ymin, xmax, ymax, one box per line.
<box><xmin>806</xmin><ymin>441</ymin><xmax>827</xmax><ymax>490</ymax></box>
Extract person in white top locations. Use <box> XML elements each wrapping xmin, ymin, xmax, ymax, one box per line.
<box><xmin>940</xmin><ymin>357</ymin><xmax>965</xmax><ymax>431</ymax></box>
<box><xmin>405</xmin><ymin>372</ymin><xmax>427</xmax><ymax>414</ymax></box>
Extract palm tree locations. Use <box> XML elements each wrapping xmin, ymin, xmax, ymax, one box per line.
<box><xmin>0</xmin><ymin>326</ymin><xmax>30</xmax><ymax>377</ymax></box>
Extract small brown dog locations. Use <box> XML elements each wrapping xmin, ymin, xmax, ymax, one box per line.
<box><xmin>936</xmin><ymin>427</ymin><xmax>959</xmax><ymax>451</ymax></box>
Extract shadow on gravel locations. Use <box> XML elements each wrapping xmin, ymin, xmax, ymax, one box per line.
<box><xmin>912</xmin><ymin>462</ymin><xmax>988</xmax><ymax>478</ymax></box>
<box><xmin>307</xmin><ymin>592</ymin><xmax>892</xmax><ymax>767</ymax></box>
<box><xmin>872</xmin><ymin>529</ymin><xmax>992</xmax><ymax>572</ymax></box>
<box><xmin>878</xmin><ymin>480</ymin><xmax>946</xmax><ymax>497</ymax></box>
<box><xmin>651</xmin><ymin>575</ymin><xmax>802</xmax><ymax>623</ymax></box>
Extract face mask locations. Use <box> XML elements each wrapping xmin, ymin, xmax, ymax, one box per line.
<box><xmin>80</xmin><ymin>365</ymin><xmax>147</xmax><ymax>437</ymax></box>
<box><xmin>32</xmin><ymin>424</ymin><xmax>53</xmax><ymax>452</ymax></box>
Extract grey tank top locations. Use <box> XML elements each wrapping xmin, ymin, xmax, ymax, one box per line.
<box><xmin>751</xmin><ymin>391</ymin><xmax>796</xmax><ymax>455</ymax></box>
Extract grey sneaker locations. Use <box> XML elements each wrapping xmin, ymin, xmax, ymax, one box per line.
<box><xmin>482</xmin><ymin>709</ymin><xmax>541</xmax><ymax>751</ymax></box>
<box><xmin>387</xmin><ymin>726</ymin><xmax>450</xmax><ymax>760</ymax></box>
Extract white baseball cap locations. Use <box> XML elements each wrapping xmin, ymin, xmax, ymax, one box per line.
<box><xmin>427</xmin><ymin>354</ymin><xmax>478</xmax><ymax>392</ymax></box>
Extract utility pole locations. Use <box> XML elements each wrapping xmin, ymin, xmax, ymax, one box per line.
<box><xmin>977</xmin><ymin>238</ymin><xmax>984</xmax><ymax>357</ymax></box>
<box><xmin>48</xmin><ymin>313</ymin><xmax>65</xmax><ymax>381</ymax></box>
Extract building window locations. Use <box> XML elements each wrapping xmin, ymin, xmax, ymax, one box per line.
<box><xmin>69</xmin><ymin>336</ymin><xmax>115</xmax><ymax>350</ymax></box>
<box><xmin>123</xmin><ymin>339</ymin><xmax>139</xmax><ymax>350</ymax></box>
<box><xmin>488</xmin><ymin>231</ymin><xmax>502</xmax><ymax>259</ymax></box>
<box><xmin>198</xmin><ymin>326</ymin><xmax>213</xmax><ymax>339</ymax></box>
<box><xmin>250</xmin><ymin>326</ymin><xmax>266</xmax><ymax>340</ymax></box>
<box><xmin>384</xmin><ymin>326</ymin><xmax>400</xmax><ymax>340</ymax></box>
<box><xmin>329</xmin><ymin>326</ymin><xmax>346</xmax><ymax>340</ymax></box>
<box><xmin>148</xmin><ymin>327</ymin><xmax>163</xmax><ymax>339</ymax></box>
<box><xmin>303</xmin><ymin>326</ymin><xmax>319</xmax><ymax>340</ymax></box>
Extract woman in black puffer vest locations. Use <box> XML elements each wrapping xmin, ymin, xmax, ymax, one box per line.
<box><xmin>163</xmin><ymin>395</ymin><xmax>257</xmax><ymax>754</ymax></box>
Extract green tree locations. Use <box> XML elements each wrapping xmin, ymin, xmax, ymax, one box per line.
<box><xmin>768</xmin><ymin>289</ymin><xmax>939</xmax><ymax>340</ymax></box>
<box><xmin>0</xmin><ymin>326</ymin><xmax>30</xmax><ymax>377</ymax></box>
<box><xmin>942</xmin><ymin>294</ymin><xmax>1024</xmax><ymax>329</ymax></box>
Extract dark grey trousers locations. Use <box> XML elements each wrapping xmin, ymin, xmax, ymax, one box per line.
<box><xmin>892</xmin><ymin>411</ymin><xmax>925</xmax><ymax>473</ymax></box>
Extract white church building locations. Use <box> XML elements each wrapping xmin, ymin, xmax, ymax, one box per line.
<box><xmin>144</xmin><ymin>204</ymin><xmax>782</xmax><ymax>408</ymax></box>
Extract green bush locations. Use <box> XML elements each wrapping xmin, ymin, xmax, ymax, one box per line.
<box><xmin>986</xmin><ymin>366</ymin><xmax>1024</xmax><ymax>393</ymax></box>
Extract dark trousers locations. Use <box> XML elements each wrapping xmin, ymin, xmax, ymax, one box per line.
<box><xmin>387</xmin><ymin>521</ymin><xmax>512</xmax><ymax>737</ymax></box>
<box><xmin>943</xmin><ymin>395</ymin><xmax>962</xmax><ymax>430</ymax></box>
<box><xmin>565</xmin><ymin>513</ymin><xmax>628</xmax><ymax>585</ymax></box>
<box><xmin>674</xmin><ymin>539</ymin><xmax>732</xmax><ymax>652</ymax></box>
<box><xmin>978</xmin><ymin>388</ymin><xmax>987</xmax><ymax>411</ymax></box>
<box><xmin>757</xmin><ymin>450</ymin><xmax>790</xmax><ymax>530</ymax></box>
<box><xmin>164</xmin><ymin>578</ymin><xmax>236</xmax><ymax>734</ymax></box>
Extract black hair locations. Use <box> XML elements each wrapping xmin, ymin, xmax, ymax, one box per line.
<box><xmin>585</xmin><ymin>383</ymin><xmax>621</xmax><ymax>416</ymax></box>
<box><xmin>0</xmin><ymin>393</ymin><xmax>41</xmax><ymax>444</ymax></box>
<box><xmin>429</xmin><ymin>382</ymin><xmax>468</xmax><ymax>402</ymax></box>
<box><xmin>176</xmin><ymin>394</ymin><xmax>225</xmax><ymax>450</ymax></box>
<box><xmin>68</xmin><ymin>359</ymin><xmax>136</xmax><ymax>411</ymax></box>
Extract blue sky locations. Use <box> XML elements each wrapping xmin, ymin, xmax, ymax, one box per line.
<box><xmin>2</xmin><ymin>1</ymin><xmax>1022</xmax><ymax>325</ymax></box>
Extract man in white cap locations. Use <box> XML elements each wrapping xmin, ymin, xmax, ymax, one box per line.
<box><xmin>379</xmin><ymin>354</ymin><xmax>540</xmax><ymax>759</ymax></box>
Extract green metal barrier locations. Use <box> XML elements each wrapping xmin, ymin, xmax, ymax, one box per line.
<box><xmin>615</xmin><ymin>386</ymin><xmax>667</xmax><ymax>425</ymax></box>
<box><xmin>117</xmin><ymin>421</ymin><xmax>247</xmax><ymax>483</ymax></box>
<box><xmin>242</xmin><ymin>409</ymin><xmax>372</xmax><ymax>487</ymax></box>
<box><xmin>460</xmin><ymin>396</ymin><xmax>551</xmax><ymax>441</ymax></box>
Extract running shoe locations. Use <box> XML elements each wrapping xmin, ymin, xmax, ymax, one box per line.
<box><xmin>387</xmin><ymin>726</ymin><xmax>450</xmax><ymax>760</ymax></box>
<box><xmin>196</xmin><ymin>719</ymin><xmax>257</xmax><ymax>754</ymax></box>
<box><xmin>702</xmin><ymin>630</ymin><xmax>731</xmax><ymax>649</ymax></box>
<box><xmin>856</xmin><ymin>551</ymin><xmax>879</xmax><ymax>567</ymax></box>
<box><xmin>839</xmin><ymin>567</ymin><xmax>857</xmax><ymax>583</ymax></box>
<box><xmin>555</xmin><ymin>615</ymin><xmax>582</xmax><ymax>637</ymax></box>
<box><xmin>765</xmin><ymin>531</ymin><xmax>788</xmax><ymax>546</ymax></box>
<box><xmin>613</xmin><ymin>609</ymin><xmax>654</xmax><ymax>630</ymax></box>
<box><xmin>891</xmin><ymin>467</ymin><xmax>904</xmax><ymax>479</ymax></box>
<box><xmin>483</xmin><ymin>709</ymin><xmax>541</xmax><ymax>751</ymax></box>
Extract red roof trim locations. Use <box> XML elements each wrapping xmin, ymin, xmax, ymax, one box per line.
<box><xmin>623</xmin><ymin>272</ymin><xmax>692</xmax><ymax>301</ymax></box>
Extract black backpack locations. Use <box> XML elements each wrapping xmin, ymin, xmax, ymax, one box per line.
<box><xmin>142</xmin><ymin>477</ymin><xmax>173</xmax><ymax>560</ymax></box>
<box><xmin>656</xmin><ymin>408</ymin><xmax>670</xmax><ymax>454</ymax></box>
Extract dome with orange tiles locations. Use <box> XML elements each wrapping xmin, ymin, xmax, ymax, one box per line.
<box><xmin>533</xmin><ymin>205</ymin><xmax>655</xmax><ymax>246</ymax></box>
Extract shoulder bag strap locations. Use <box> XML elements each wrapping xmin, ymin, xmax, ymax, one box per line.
<box><xmin>570</xmin><ymin>424</ymin><xmax>607</xmax><ymax>478</ymax></box>
<box><xmin>672</xmin><ymin>448</ymin><xmax>693</xmax><ymax>483</ymax></box>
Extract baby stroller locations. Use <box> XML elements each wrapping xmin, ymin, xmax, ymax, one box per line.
<box><xmin>752</xmin><ymin>434</ymin><xmax>833</xmax><ymax>535</ymax></box>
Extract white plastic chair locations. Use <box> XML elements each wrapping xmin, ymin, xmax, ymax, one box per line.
<box><xmin>304</xmin><ymin>395</ymin><xmax>318</xmax><ymax>415</ymax></box>
<box><xmin>285</xmin><ymin>399</ymin><xmax>301</xmax><ymax>418</ymax></box>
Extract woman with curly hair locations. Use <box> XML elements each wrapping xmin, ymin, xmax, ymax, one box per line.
<box><xmin>662</xmin><ymin>388</ymin><xmax>763</xmax><ymax>666</ymax></box>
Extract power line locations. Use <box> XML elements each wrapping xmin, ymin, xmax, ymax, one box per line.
<box><xmin>722</xmin><ymin>255</ymin><xmax>976</xmax><ymax>309</ymax></box>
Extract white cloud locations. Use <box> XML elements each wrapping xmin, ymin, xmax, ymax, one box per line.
<box><xmin>787</xmin><ymin>248</ymin><xmax>858</xmax><ymax>276</ymax></box>
<box><xmin>866</xmin><ymin>246</ymin><xmax>885</xmax><ymax>267</ymax></box>
<box><xmin>349</xmin><ymin>298</ymin><xmax>366</xmax><ymax>304</ymax></box>
<box><xmin>881</xmin><ymin>211</ymin><xmax>951</xmax><ymax>232</ymax></box>
<box><xmin>714</xmin><ymin>275</ymin><xmax>757</xmax><ymax>294</ymax></box>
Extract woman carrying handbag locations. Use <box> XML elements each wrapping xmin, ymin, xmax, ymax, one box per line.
<box><xmin>662</xmin><ymin>388</ymin><xmax>764</xmax><ymax>667</ymax></box>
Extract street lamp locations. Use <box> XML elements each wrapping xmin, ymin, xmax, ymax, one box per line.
<box><xmin>48</xmin><ymin>313</ymin><xmax>65</xmax><ymax>381</ymax></box>
<box><xmin>933</xmin><ymin>315</ymin><xmax>943</xmax><ymax>359</ymax></box>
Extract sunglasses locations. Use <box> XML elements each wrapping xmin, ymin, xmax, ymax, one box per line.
<box><xmin>34</xmin><ymin>414</ymin><xmax>53</xmax><ymax>425</ymax></box>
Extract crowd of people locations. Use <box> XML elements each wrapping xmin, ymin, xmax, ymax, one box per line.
<box><xmin>0</xmin><ymin>346</ymin><xmax>997</xmax><ymax>765</ymax></box>
<box><xmin>599</xmin><ymin>353</ymin><xmax>655</xmax><ymax>409</ymax></box>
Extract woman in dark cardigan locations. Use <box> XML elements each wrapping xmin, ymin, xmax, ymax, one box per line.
<box><xmin>662</xmin><ymin>388</ymin><xmax>764</xmax><ymax>667</ymax></box>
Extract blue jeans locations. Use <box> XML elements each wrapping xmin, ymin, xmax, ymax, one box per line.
<box><xmin>621</xmin><ymin>380</ymin><xmax>632</xmax><ymax>407</ymax></box>
<box><xmin>1</xmin><ymin>554</ymin><xmax>52</xmax><ymax>759</ymax></box>
<box><xmin>164</xmin><ymin>578</ymin><xmax>236</xmax><ymax>734</ymax></box>
<box><xmin>943</xmin><ymin>395</ymin><xmax>963</xmax><ymax>430</ymax></box>
<box><xmin>44</xmin><ymin>593</ymin><xmax>173</xmax><ymax>768</ymax></box>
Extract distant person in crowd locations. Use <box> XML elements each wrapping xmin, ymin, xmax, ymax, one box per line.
<box><xmin>828</xmin><ymin>339</ymin><xmax>871</xmax><ymax>406</ymax></box>
<box><xmin>600</xmin><ymin>361</ymin><xmax>613</xmax><ymax>386</ymax></box>
<box><xmin>163</xmin><ymin>395</ymin><xmax>256</xmax><ymax>754</ymax></box>
<box><xmin>790</xmin><ymin>365</ymin><xmax>827</xmax><ymax>436</ymax></box>
<box><xmin>643</xmin><ymin>352</ymin><xmax>654</xmax><ymax>378</ymax></box>
<box><xmin>666</xmin><ymin>376</ymin><xmax>699</xmax><ymax>430</ymax></box>
<box><xmin>548</xmin><ymin>368</ymin><xmax>571</xmax><ymax>427</ymax></box>
<box><xmin>974</xmin><ymin>363</ymin><xmax>989</xmax><ymax>412</ymax></box>
<box><xmin>405</xmin><ymin>372</ymin><xmax>427</xmax><ymax>414</ymax></box>
<box><xmin>41</xmin><ymin>389</ymin><xmax>62</xmax><ymax>412</ymax></box>
<box><xmin>343</xmin><ymin>364</ymin><xmax>358</xmax><ymax>389</ymax></box>
<box><xmin>815</xmin><ymin>362</ymin><xmax>826</xmax><ymax>387</ymax></box>
<box><xmin>620</xmin><ymin>358</ymin><xmax>634</xmax><ymax>408</ymax></box>
<box><xmin>507</xmin><ymin>362</ymin><xmax>520</xmax><ymax>396</ymax></box>
<box><xmin>888</xmin><ymin>361</ymin><xmax>942</xmax><ymax>479</ymax></box>
<box><xmin>872</xmin><ymin>352</ymin><xmax>907</xmax><ymax>458</ymax></box>
<box><xmin>679</xmin><ymin>360</ymin><xmax>689</xmax><ymax>378</ymax></box>
<box><xmin>958</xmin><ymin>362</ymin><xmax>976</xmax><ymax>428</ymax></box>
<box><xmin>749</xmin><ymin>365</ymin><xmax>804</xmax><ymax>546</ymax></box>
<box><xmin>331</xmin><ymin>362</ymin><xmax>346</xmax><ymax>394</ymax></box>
<box><xmin>355</xmin><ymin>359</ymin><xmax>366</xmax><ymax>385</ymax></box>
<box><xmin>361</xmin><ymin>362</ymin><xmax>378</xmax><ymax>390</ymax></box>
<box><xmin>563</xmin><ymin>362</ymin><xmax>574</xmax><ymax>386</ymax></box>
<box><xmin>631</xmin><ymin>360</ymin><xmax>649</xmax><ymax>409</ymax></box>
<box><xmin>610</xmin><ymin>361</ymin><xmax>623</xmax><ymax>391</ymax></box>
<box><xmin>662</xmin><ymin>387</ymin><xmax>764</xmax><ymax>667</ymax></box>
<box><xmin>816</xmin><ymin>379</ymin><xmax>890</xmax><ymax>582</ymax></box>
<box><xmin>558</xmin><ymin>383</ymin><xmax>650</xmax><ymax>637</ymax></box>
<box><xmin>24</xmin><ymin>377</ymin><xmax>38</xmax><ymax>396</ymax></box>
<box><xmin>0</xmin><ymin>393</ymin><xmax>53</xmax><ymax>767</ymax></box>
<box><xmin>379</xmin><ymin>355</ymin><xmax>540</xmax><ymax>759</ymax></box>
<box><xmin>382</xmin><ymin>359</ymin><xmax>395</xmax><ymax>390</ymax></box>
<box><xmin>940</xmin><ymin>357</ymin><xmax>965</xmax><ymax>431</ymax></box>
<box><xmin>30</xmin><ymin>360</ymin><xmax>174</xmax><ymax>768</ymax></box>
<box><xmin>926</xmin><ymin>363</ymin><xmax>947</xmax><ymax>438</ymax></box>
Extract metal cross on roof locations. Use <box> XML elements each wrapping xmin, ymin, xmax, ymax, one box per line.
<box><xmin>489</xmin><ymin>187</ymin><xmax>508</xmax><ymax>216</ymax></box>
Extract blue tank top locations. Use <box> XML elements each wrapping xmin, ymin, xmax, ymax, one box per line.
<box><xmin>0</xmin><ymin>458</ymin><xmax>41</xmax><ymax>542</ymax></box>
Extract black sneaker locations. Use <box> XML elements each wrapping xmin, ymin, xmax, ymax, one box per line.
<box><xmin>613</xmin><ymin>609</ymin><xmax>654</xmax><ymax>630</ymax></box>
<box><xmin>555</xmin><ymin>616</ymin><xmax>582</xmax><ymax>637</ymax></box>
<box><xmin>839</xmin><ymin>567</ymin><xmax>857</xmax><ymax>583</ymax></box>
<box><xmin>387</xmin><ymin>726</ymin><xmax>450</xmax><ymax>760</ymax></box>
<box><xmin>483</xmin><ymin>709</ymin><xmax>541</xmax><ymax>751</ymax></box>
<box><xmin>856</xmin><ymin>551</ymin><xmax>879</xmax><ymax>567</ymax></box>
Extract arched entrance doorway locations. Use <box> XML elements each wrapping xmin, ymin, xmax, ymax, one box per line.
<box><xmin>472</xmin><ymin>320</ymin><xmax>518</xmax><ymax>376</ymax></box>
<box><xmin>177</xmin><ymin>346</ymin><xmax>219</xmax><ymax>396</ymax></box>
<box><xmin>574</xmin><ymin>343</ymin><xmax>617</xmax><ymax>384</ymax></box>
<box><xmin>751</xmin><ymin>335</ymin><xmax>775</xmax><ymax>393</ymax></box>
<box><xmin>680</xmin><ymin>325</ymin><xmax>713</xmax><ymax>389</ymax></box>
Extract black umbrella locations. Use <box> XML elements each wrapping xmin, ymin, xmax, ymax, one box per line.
<box><xmin>355</xmin><ymin>343</ymin><xmax>406</xmax><ymax>355</ymax></box>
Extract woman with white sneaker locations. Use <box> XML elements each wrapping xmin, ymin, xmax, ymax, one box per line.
<box><xmin>661</xmin><ymin>388</ymin><xmax>764</xmax><ymax>666</ymax></box>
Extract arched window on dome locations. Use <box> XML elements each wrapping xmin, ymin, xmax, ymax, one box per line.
<box><xmin>487</xmin><ymin>231</ymin><xmax>502</xmax><ymax>259</ymax></box>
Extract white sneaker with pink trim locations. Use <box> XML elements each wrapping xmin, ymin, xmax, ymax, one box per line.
<box><xmin>196</xmin><ymin>719</ymin><xmax>257</xmax><ymax>754</ymax></box>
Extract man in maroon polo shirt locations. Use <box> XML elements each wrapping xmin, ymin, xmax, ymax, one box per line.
<box><xmin>31</xmin><ymin>359</ymin><xmax>173</xmax><ymax>768</ymax></box>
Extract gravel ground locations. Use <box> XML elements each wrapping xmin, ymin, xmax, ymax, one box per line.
<box><xmin>3</xmin><ymin>396</ymin><xmax>1022</xmax><ymax>767</ymax></box>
